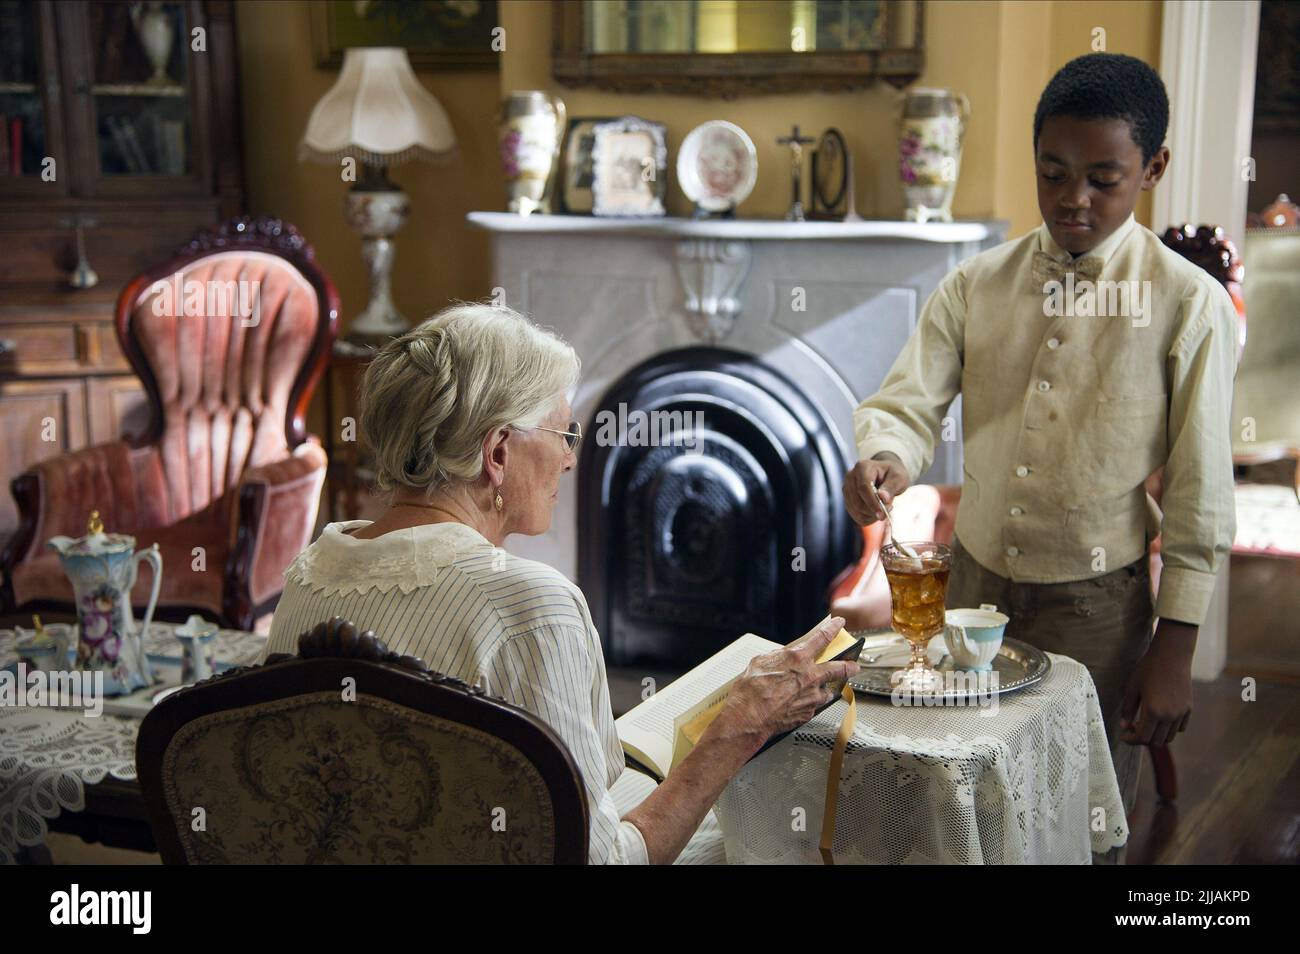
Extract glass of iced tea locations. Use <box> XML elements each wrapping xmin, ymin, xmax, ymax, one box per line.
<box><xmin>881</xmin><ymin>541</ymin><xmax>951</xmax><ymax>692</ymax></box>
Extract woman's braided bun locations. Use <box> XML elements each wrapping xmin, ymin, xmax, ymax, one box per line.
<box><xmin>359</xmin><ymin>303</ymin><xmax>578</xmax><ymax>494</ymax></box>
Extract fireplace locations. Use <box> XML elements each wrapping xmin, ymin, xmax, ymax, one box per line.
<box><xmin>468</xmin><ymin>211</ymin><xmax>1006</xmax><ymax>671</ymax></box>
<box><xmin>579</xmin><ymin>347</ymin><xmax>857</xmax><ymax>669</ymax></box>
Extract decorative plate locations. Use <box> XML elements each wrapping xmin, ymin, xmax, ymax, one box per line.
<box><xmin>676</xmin><ymin>120</ymin><xmax>758</xmax><ymax>212</ymax></box>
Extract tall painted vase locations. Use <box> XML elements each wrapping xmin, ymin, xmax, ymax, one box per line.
<box><xmin>47</xmin><ymin>511</ymin><xmax>162</xmax><ymax>695</ymax></box>
<box><xmin>499</xmin><ymin>91</ymin><xmax>566</xmax><ymax>215</ymax></box>
<box><xmin>898</xmin><ymin>88</ymin><xmax>970</xmax><ymax>224</ymax></box>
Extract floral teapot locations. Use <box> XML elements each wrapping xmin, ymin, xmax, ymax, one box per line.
<box><xmin>47</xmin><ymin>511</ymin><xmax>162</xmax><ymax>695</ymax></box>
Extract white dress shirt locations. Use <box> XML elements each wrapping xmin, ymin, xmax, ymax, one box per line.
<box><xmin>855</xmin><ymin>215</ymin><xmax>1239</xmax><ymax>624</ymax></box>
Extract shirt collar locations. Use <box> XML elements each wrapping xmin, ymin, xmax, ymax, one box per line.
<box><xmin>287</xmin><ymin>520</ymin><xmax>495</xmax><ymax>596</ymax></box>
<box><xmin>1037</xmin><ymin>213</ymin><xmax>1137</xmax><ymax>268</ymax></box>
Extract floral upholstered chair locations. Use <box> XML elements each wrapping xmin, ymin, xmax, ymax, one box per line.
<box><xmin>136</xmin><ymin>617</ymin><xmax>589</xmax><ymax>864</ymax></box>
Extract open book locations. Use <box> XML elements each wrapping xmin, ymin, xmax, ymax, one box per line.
<box><xmin>615</xmin><ymin>629</ymin><xmax>864</xmax><ymax>782</ymax></box>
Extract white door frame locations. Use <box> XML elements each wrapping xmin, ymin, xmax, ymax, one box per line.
<box><xmin>1155</xmin><ymin>0</ymin><xmax>1261</xmax><ymax>237</ymax></box>
<box><xmin>1155</xmin><ymin>0</ymin><xmax>1260</xmax><ymax>681</ymax></box>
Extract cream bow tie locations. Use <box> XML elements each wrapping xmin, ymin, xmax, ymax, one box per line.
<box><xmin>1031</xmin><ymin>250</ymin><xmax>1103</xmax><ymax>291</ymax></box>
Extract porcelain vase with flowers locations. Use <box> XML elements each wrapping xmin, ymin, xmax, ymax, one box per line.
<box><xmin>898</xmin><ymin>88</ymin><xmax>970</xmax><ymax>224</ymax></box>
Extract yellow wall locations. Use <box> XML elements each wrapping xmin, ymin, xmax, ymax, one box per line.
<box><xmin>501</xmin><ymin>0</ymin><xmax>1162</xmax><ymax>239</ymax></box>
<box><xmin>236</xmin><ymin>0</ymin><xmax>500</xmax><ymax>330</ymax></box>
<box><xmin>235</xmin><ymin>0</ymin><xmax>1165</xmax><ymax>341</ymax></box>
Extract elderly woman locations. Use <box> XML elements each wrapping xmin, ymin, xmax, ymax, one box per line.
<box><xmin>262</xmin><ymin>303</ymin><xmax>855</xmax><ymax>864</ymax></box>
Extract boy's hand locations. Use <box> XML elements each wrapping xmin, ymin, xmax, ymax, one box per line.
<box><xmin>843</xmin><ymin>453</ymin><xmax>911</xmax><ymax>526</ymax></box>
<box><xmin>1120</xmin><ymin>619</ymin><xmax>1197</xmax><ymax>747</ymax></box>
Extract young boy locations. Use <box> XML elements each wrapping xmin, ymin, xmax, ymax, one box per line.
<box><xmin>844</xmin><ymin>53</ymin><xmax>1238</xmax><ymax>863</ymax></box>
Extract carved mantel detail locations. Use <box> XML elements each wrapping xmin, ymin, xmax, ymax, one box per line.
<box><xmin>674</xmin><ymin>239</ymin><xmax>752</xmax><ymax>343</ymax></box>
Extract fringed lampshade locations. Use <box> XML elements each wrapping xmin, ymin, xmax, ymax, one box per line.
<box><xmin>300</xmin><ymin>47</ymin><xmax>457</xmax><ymax>166</ymax></box>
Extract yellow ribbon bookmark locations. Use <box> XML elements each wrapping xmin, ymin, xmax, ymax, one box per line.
<box><xmin>819</xmin><ymin>682</ymin><xmax>857</xmax><ymax>865</ymax></box>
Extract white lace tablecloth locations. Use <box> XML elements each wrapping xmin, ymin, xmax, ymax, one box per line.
<box><xmin>0</xmin><ymin>623</ymin><xmax>265</xmax><ymax>864</ymax></box>
<box><xmin>714</xmin><ymin>653</ymin><xmax>1128</xmax><ymax>864</ymax></box>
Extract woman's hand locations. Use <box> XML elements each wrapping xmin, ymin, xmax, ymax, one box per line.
<box><xmin>843</xmin><ymin>453</ymin><xmax>911</xmax><ymax>526</ymax></box>
<box><xmin>629</xmin><ymin>615</ymin><xmax>858</xmax><ymax>863</ymax></box>
<box><xmin>710</xmin><ymin>616</ymin><xmax>859</xmax><ymax>749</ymax></box>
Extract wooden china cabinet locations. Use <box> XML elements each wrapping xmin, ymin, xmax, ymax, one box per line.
<box><xmin>0</xmin><ymin>0</ymin><xmax>244</xmax><ymax>543</ymax></box>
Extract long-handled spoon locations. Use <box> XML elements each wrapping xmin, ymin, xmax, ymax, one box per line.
<box><xmin>866</xmin><ymin>480</ymin><xmax>922</xmax><ymax>562</ymax></box>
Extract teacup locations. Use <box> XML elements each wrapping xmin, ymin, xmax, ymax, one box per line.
<box><xmin>15</xmin><ymin>623</ymin><xmax>75</xmax><ymax>673</ymax></box>
<box><xmin>943</xmin><ymin>604</ymin><xmax>1009</xmax><ymax>671</ymax></box>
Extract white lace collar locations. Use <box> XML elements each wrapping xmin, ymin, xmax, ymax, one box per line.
<box><xmin>284</xmin><ymin>520</ymin><xmax>495</xmax><ymax>597</ymax></box>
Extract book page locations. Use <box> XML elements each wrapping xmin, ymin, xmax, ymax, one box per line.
<box><xmin>616</xmin><ymin>633</ymin><xmax>780</xmax><ymax>776</ymax></box>
<box><xmin>669</xmin><ymin>628</ymin><xmax>863</xmax><ymax>773</ymax></box>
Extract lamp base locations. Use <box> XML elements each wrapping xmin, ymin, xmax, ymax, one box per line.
<box><xmin>344</xmin><ymin>184</ymin><xmax>412</xmax><ymax>339</ymax></box>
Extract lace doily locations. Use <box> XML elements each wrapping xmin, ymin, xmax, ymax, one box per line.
<box><xmin>284</xmin><ymin>520</ymin><xmax>494</xmax><ymax>597</ymax></box>
<box><xmin>0</xmin><ymin>707</ymin><xmax>139</xmax><ymax>864</ymax></box>
<box><xmin>714</xmin><ymin>653</ymin><xmax>1128</xmax><ymax>864</ymax></box>
<box><xmin>0</xmin><ymin>622</ymin><xmax>267</xmax><ymax>864</ymax></box>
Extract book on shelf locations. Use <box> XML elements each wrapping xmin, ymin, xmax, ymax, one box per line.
<box><xmin>160</xmin><ymin>119</ymin><xmax>186</xmax><ymax>176</ymax></box>
<box><xmin>8</xmin><ymin>115</ymin><xmax>21</xmax><ymax>176</ymax></box>
<box><xmin>120</xmin><ymin>116</ymin><xmax>151</xmax><ymax>173</ymax></box>
<box><xmin>615</xmin><ymin>627</ymin><xmax>864</xmax><ymax>783</ymax></box>
<box><xmin>106</xmin><ymin>115</ymin><xmax>148</xmax><ymax>173</ymax></box>
<box><xmin>0</xmin><ymin>113</ymin><xmax>9</xmax><ymax>177</ymax></box>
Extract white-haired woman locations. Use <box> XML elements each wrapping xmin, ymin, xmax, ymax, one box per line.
<box><xmin>262</xmin><ymin>303</ymin><xmax>855</xmax><ymax>865</ymax></box>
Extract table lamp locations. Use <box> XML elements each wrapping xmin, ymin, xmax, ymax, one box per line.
<box><xmin>299</xmin><ymin>47</ymin><xmax>456</xmax><ymax>341</ymax></box>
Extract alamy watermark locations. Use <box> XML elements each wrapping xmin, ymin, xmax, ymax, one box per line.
<box><xmin>50</xmin><ymin>884</ymin><xmax>150</xmax><ymax>934</ymax></box>
<box><xmin>149</xmin><ymin>272</ymin><xmax>262</xmax><ymax>327</ymax></box>
<box><xmin>889</xmin><ymin>668</ymin><xmax>1001</xmax><ymax>715</ymax></box>
<box><xmin>1042</xmin><ymin>274</ymin><xmax>1152</xmax><ymax>328</ymax></box>
<box><xmin>592</xmin><ymin>404</ymin><xmax>706</xmax><ymax>452</ymax></box>
<box><xmin>1</xmin><ymin>664</ymin><xmax>104</xmax><ymax>717</ymax></box>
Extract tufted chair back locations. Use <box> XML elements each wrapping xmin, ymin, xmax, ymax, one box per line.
<box><xmin>116</xmin><ymin>219</ymin><xmax>337</xmax><ymax>528</ymax></box>
<box><xmin>137</xmin><ymin>618</ymin><xmax>590</xmax><ymax>865</ymax></box>
<box><xmin>124</xmin><ymin>253</ymin><xmax>315</xmax><ymax>523</ymax></box>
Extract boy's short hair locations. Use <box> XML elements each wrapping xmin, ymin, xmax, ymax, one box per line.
<box><xmin>1033</xmin><ymin>53</ymin><xmax>1169</xmax><ymax>164</ymax></box>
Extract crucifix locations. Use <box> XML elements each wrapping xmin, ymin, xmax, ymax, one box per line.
<box><xmin>777</xmin><ymin>125</ymin><xmax>815</xmax><ymax>222</ymax></box>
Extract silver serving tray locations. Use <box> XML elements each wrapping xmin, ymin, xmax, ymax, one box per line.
<box><xmin>847</xmin><ymin>631</ymin><xmax>1051</xmax><ymax>701</ymax></box>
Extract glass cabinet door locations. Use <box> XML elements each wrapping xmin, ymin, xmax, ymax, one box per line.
<box><xmin>0</xmin><ymin>0</ymin><xmax>66</xmax><ymax>194</ymax></box>
<box><xmin>55</xmin><ymin>0</ymin><xmax>209</xmax><ymax>195</ymax></box>
<box><xmin>87</xmin><ymin>1</ymin><xmax>194</xmax><ymax>181</ymax></box>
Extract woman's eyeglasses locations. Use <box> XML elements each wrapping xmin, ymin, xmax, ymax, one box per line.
<box><xmin>534</xmin><ymin>420</ymin><xmax>583</xmax><ymax>453</ymax></box>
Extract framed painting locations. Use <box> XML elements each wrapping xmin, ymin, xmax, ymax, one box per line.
<box><xmin>310</xmin><ymin>0</ymin><xmax>500</xmax><ymax>71</ymax></box>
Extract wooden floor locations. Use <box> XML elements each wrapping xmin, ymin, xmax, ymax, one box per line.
<box><xmin>1127</xmin><ymin>552</ymin><xmax>1300</xmax><ymax>864</ymax></box>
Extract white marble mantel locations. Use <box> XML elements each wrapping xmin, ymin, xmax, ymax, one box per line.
<box><xmin>467</xmin><ymin>211</ymin><xmax>1001</xmax><ymax>243</ymax></box>
<box><xmin>469</xmin><ymin>210</ymin><xmax>1009</xmax><ymax>579</ymax></box>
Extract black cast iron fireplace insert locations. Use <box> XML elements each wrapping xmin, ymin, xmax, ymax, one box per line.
<box><xmin>578</xmin><ymin>347</ymin><xmax>858</xmax><ymax>671</ymax></box>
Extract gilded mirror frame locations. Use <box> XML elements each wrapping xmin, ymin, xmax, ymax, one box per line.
<box><xmin>552</xmin><ymin>1</ymin><xmax>925</xmax><ymax>97</ymax></box>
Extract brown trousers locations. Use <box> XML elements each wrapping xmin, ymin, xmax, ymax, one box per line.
<box><xmin>946</xmin><ymin>535</ymin><xmax>1154</xmax><ymax>864</ymax></box>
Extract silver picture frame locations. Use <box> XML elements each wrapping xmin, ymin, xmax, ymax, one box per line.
<box><xmin>590</xmin><ymin>116</ymin><xmax>668</xmax><ymax>217</ymax></box>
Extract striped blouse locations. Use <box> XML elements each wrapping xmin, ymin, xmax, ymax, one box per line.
<box><xmin>261</xmin><ymin>520</ymin><xmax>649</xmax><ymax>865</ymax></box>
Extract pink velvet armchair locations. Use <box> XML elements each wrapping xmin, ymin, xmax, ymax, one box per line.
<box><xmin>0</xmin><ymin>217</ymin><xmax>339</xmax><ymax>630</ymax></box>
